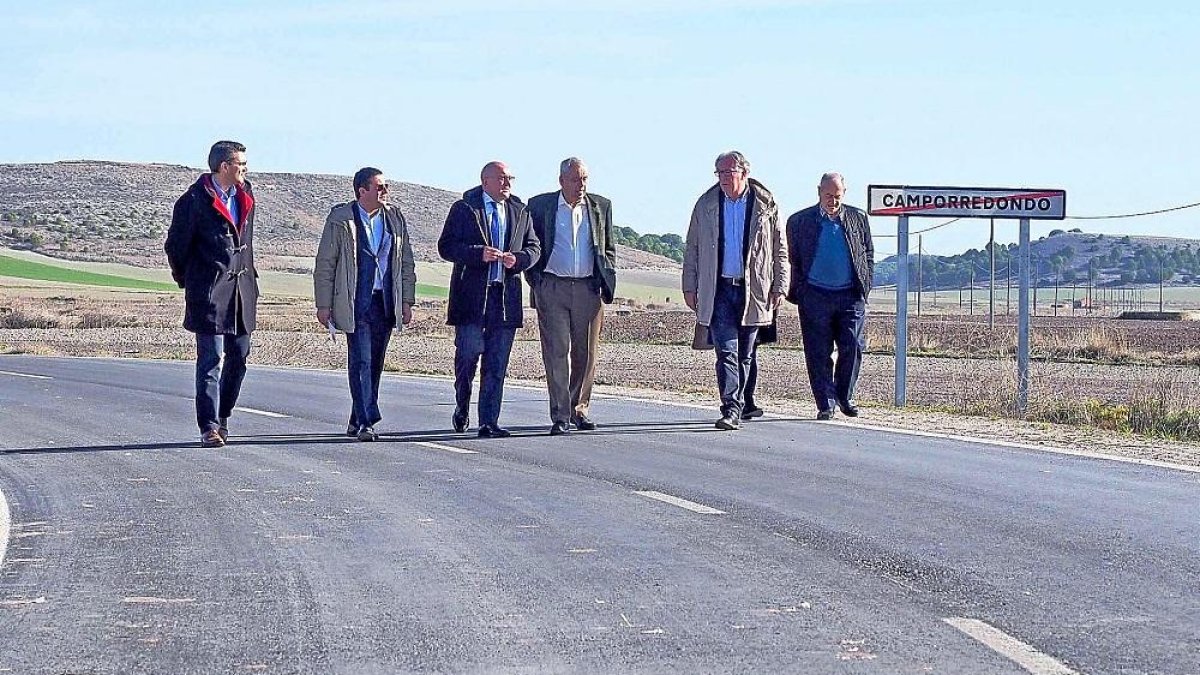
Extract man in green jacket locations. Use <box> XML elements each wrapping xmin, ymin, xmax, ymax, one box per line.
<box><xmin>314</xmin><ymin>167</ymin><xmax>417</xmax><ymax>441</ymax></box>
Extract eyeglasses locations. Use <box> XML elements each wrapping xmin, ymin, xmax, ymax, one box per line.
<box><xmin>714</xmin><ymin>169</ymin><xmax>743</xmax><ymax>177</ymax></box>
<box><xmin>372</xmin><ymin>183</ymin><xmax>389</xmax><ymax>192</ymax></box>
<box><xmin>496</xmin><ymin>175</ymin><xmax>516</xmax><ymax>183</ymax></box>
<box><xmin>225</xmin><ymin>160</ymin><xmax>248</xmax><ymax>167</ymax></box>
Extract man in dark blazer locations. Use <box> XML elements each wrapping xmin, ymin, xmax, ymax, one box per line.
<box><xmin>785</xmin><ymin>172</ymin><xmax>875</xmax><ymax>420</ymax></box>
<box><xmin>438</xmin><ymin>161</ymin><xmax>541</xmax><ymax>438</ymax></box>
<box><xmin>524</xmin><ymin>157</ymin><xmax>616</xmax><ymax>436</ymax></box>
<box><xmin>165</xmin><ymin>140</ymin><xmax>259</xmax><ymax>448</ymax></box>
<box><xmin>313</xmin><ymin>168</ymin><xmax>417</xmax><ymax>442</ymax></box>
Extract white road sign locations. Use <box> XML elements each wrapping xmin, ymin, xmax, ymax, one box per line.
<box><xmin>868</xmin><ymin>185</ymin><xmax>1066</xmax><ymax>220</ymax></box>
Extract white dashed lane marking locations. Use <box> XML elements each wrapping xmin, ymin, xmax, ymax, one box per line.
<box><xmin>0</xmin><ymin>370</ymin><xmax>51</xmax><ymax>380</ymax></box>
<box><xmin>944</xmin><ymin>617</ymin><xmax>1080</xmax><ymax>675</ymax></box>
<box><xmin>634</xmin><ymin>491</ymin><xmax>725</xmax><ymax>515</ymax></box>
<box><xmin>0</xmin><ymin>486</ymin><xmax>10</xmax><ymax>570</ymax></box>
<box><xmin>233</xmin><ymin>407</ymin><xmax>290</xmax><ymax>418</ymax></box>
<box><xmin>416</xmin><ymin>442</ymin><xmax>478</xmax><ymax>455</ymax></box>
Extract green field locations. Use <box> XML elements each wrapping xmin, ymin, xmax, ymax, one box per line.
<box><xmin>0</xmin><ymin>254</ymin><xmax>179</xmax><ymax>291</ymax></box>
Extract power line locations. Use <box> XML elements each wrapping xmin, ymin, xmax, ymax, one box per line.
<box><xmin>1065</xmin><ymin>200</ymin><xmax>1200</xmax><ymax>220</ymax></box>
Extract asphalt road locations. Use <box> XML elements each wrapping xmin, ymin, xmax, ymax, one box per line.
<box><xmin>0</xmin><ymin>355</ymin><xmax>1197</xmax><ymax>674</ymax></box>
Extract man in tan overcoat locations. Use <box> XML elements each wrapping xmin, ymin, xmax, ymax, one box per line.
<box><xmin>683</xmin><ymin>151</ymin><xmax>789</xmax><ymax>430</ymax></box>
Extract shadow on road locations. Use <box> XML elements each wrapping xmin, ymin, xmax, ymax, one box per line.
<box><xmin>1</xmin><ymin>417</ymin><xmax>812</xmax><ymax>455</ymax></box>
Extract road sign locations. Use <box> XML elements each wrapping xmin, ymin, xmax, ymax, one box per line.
<box><xmin>868</xmin><ymin>185</ymin><xmax>1066</xmax><ymax>220</ymax></box>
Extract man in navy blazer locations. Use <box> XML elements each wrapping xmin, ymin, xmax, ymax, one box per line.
<box><xmin>785</xmin><ymin>172</ymin><xmax>875</xmax><ymax>420</ymax></box>
<box><xmin>524</xmin><ymin>157</ymin><xmax>616</xmax><ymax>436</ymax></box>
<box><xmin>438</xmin><ymin>161</ymin><xmax>541</xmax><ymax>438</ymax></box>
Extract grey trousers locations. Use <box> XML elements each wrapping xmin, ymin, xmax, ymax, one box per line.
<box><xmin>535</xmin><ymin>274</ymin><xmax>603</xmax><ymax>424</ymax></box>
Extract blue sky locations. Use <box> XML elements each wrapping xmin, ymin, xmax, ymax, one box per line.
<box><xmin>2</xmin><ymin>0</ymin><xmax>1197</xmax><ymax>255</ymax></box>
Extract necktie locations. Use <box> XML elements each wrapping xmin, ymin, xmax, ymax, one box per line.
<box><xmin>489</xmin><ymin>202</ymin><xmax>503</xmax><ymax>284</ymax></box>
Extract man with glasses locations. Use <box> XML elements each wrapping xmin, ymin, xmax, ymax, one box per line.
<box><xmin>786</xmin><ymin>172</ymin><xmax>874</xmax><ymax>420</ymax></box>
<box><xmin>314</xmin><ymin>167</ymin><xmax>417</xmax><ymax>441</ymax></box>
<box><xmin>438</xmin><ymin>161</ymin><xmax>541</xmax><ymax>438</ymax></box>
<box><xmin>525</xmin><ymin>157</ymin><xmax>617</xmax><ymax>436</ymax></box>
<box><xmin>165</xmin><ymin>140</ymin><xmax>259</xmax><ymax>448</ymax></box>
<box><xmin>683</xmin><ymin>151</ymin><xmax>788</xmax><ymax>430</ymax></box>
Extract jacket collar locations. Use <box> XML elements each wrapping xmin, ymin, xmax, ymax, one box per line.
<box><xmin>200</xmin><ymin>173</ymin><xmax>254</xmax><ymax>230</ymax></box>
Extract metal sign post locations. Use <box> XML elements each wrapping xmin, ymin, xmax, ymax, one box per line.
<box><xmin>895</xmin><ymin>215</ymin><xmax>909</xmax><ymax>406</ymax></box>
<box><xmin>868</xmin><ymin>185</ymin><xmax>1065</xmax><ymax>413</ymax></box>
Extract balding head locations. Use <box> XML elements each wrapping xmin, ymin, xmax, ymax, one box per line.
<box><xmin>818</xmin><ymin>172</ymin><xmax>846</xmax><ymax>216</ymax></box>
<box><xmin>481</xmin><ymin>161</ymin><xmax>514</xmax><ymax>202</ymax></box>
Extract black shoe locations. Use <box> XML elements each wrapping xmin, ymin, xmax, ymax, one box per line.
<box><xmin>816</xmin><ymin>409</ymin><xmax>834</xmax><ymax>421</ymax></box>
<box><xmin>570</xmin><ymin>414</ymin><xmax>596</xmax><ymax>431</ymax></box>
<box><xmin>452</xmin><ymin>410</ymin><xmax>469</xmax><ymax>433</ymax></box>
<box><xmin>838</xmin><ymin>402</ymin><xmax>860</xmax><ymax>417</ymax></box>
<box><xmin>549</xmin><ymin>421</ymin><xmax>570</xmax><ymax>436</ymax></box>
<box><xmin>357</xmin><ymin>425</ymin><xmax>379</xmax><ymax>442</ymax></box>
<box><xmin>345</xmin><ymin>422</ymin><xmax>359</xmax><ymax>437</ymax></box>
<box><xmin>478</xmin><ymin>424</ymin><xmax>511</xmax><ymax>438</ymax></box>
<box><xmin>715</xmin><ymin>415</ymin><xmax>741</xmax><ymax>431</ymax></box>
<box><xmin>741</xmin><ymin>406</ymin><xmax>764</xmax><ymax>420</ymax></box>
<box><xmin>218</xmin><ymin>417</ymin><xmax>229</xmax><ymax>441</ymax></box>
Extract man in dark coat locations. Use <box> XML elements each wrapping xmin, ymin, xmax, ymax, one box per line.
<box><xmin>438</xmin><ymin>161</ymin><xmax>540</xmax><ymax>438</ymax></box>
<box><xmin>786</xmin><ymin>172</ymin><xmax>875</xmax><ymax>420</ymax></box>
<box><xmin>165</xmin><ymin>140</ymin><xmax>259</xmax><ymax>447</ymax></box>
<box><xmin>524</xmin><ymin>157</ymin><xmax>616</xmax><ymax>436</ymax></box>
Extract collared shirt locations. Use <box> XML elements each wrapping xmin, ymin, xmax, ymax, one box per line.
<box><xmin>211</xmin><ymin>175</ymin><xmax>239</xmax><ymax>226</ymax></box>
<box><xmin>482</xmin><ymin>192</ymin><xmax>507</xmax><ymax>284</ymax></box>
<box><xmin>356</xmin><ymin>203</ymin><xmax>390</xmax><ymax>291</ymax></box>
<box><xmin>807</xmin><ymin>207</ymin><xmax>855</xmax><ymax>291</ymax></box>
<box><xmin>720</xmin><ymin>188</ymin><xmax>748</xmax><ymax>279</ymax></box>
<box><xmin>543</xmin><ymin>193</ymin><xmax>595</xmax><ymax>278</ymax></box>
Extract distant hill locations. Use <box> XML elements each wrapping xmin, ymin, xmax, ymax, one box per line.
<box><xmin>0</xmin><ymin>160</ymin><xmax>679</xmax><ymax>271</ymax></box>
<box><xmin>875</xmin><ymin>229</ymin><xmax>1200</xmax><ymax>289</ymax></box>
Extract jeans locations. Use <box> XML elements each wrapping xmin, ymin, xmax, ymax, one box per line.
<box><xmin>195</xmin><ymin>332</ymin><xmax>251</xmax><ymax>432</ymax></box>
<box><xmin>453</xmin><ymin>285</ymin><xmax>516</xmax><ymax>427</ymax></box>
<box><xmin>798</xmin><ymin>285</ymin><xmax>866</xmax><ymax>411</ymax></box>
<box><xmin>347</xmin><ymin>291</ymin><xmax>395</xmax><ymax>430</ymax></box>
<box><xmin>708</xmin><ymin>279</ymin><xmax>758</xmax><ymax>418</ymax></box>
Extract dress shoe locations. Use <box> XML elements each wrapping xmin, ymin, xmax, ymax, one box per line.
<box><xmin>452</xmin><ymin>411</ymin><xmax>469</xmax><ymax>433</ymax></box>
<box><xmin>477</xmin><ymin>424</ymin><xmax>511</xmax><ymax>438</ymax></box>
<box><xmin>816</xmin><ymin>409</ymin><xmax>834</xmax><ymax>421</ymax></box>
<box><xmin>200</xmin><ymin>429</ymin><xmax>225</xmax><ymax>448</ymax></box>
<box><xmin>549</xmin><ymin>421</ymin><xmax>570</xmax><ymax>436</ymax></box>
<box><xmin>345</xmin><ymin>423</ymin><xmax>359</xmax><ymax>437</ymax></box>
<box><xmin>357</xmin><ymin>425</ymin><xmax>379</xmax><ymax>442</ymax></box>
<box><xmin>715</xmin><ymin>415</ymin><xmax>741</xmax><ymax>431</ymax></box>
<box><xmin>741</xmin><ymin>406</ymin><xmax>764</xmax><ymax>420</ymax></box>
<box><xmin>570</xmin><ymin>414</ymin><xmax>596</xmax><ymax>431</ymax></box>
<box><xmin>217</xmin><ymin>417</ymin><xmax>230</xmax><ymax>441</ymax></box>
<box><xmin>838</xmin><ymin>402</ymin><xmax>860</xmax><ymax>417</ymax></box>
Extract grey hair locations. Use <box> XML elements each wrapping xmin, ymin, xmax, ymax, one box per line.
<box><xmin>715</xmin><ymin>150</ymin><xmax>750</xmax><ymax>172</ymax></box>
<box><xmin>819</xmin><ymin>172</ymin><xmax>845</xmax><ymax>187</ymax></box>
<box><xmin>480</xmin><ymin>161</ymin><xmax>505</xmax><ymax>181</ymax></box>
<box><xmin>559</xmin><ymin>157</ymin><xmax>587</xmax><ymax>177</ymax></box>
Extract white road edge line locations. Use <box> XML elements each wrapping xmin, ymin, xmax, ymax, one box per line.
<box><xmin>416</xmin><ymin>442</ymin><xmax>478</xmax><ymax>455</ymax></box>
<box><xmin>0</xmin><ymin>484</ymin><xmax>10</xmax><ymax>571</ymax></box>
<box><xmin>634</xmin><ymin>490</ymin><xmax>725</xmax><ymax>515</ymax></box>
<box><xmin>835</xmin><ymin>420</ymin><xmax>1200</xmax><ymax>475</ymax></box>
<box><xmin>233</xmin><ymin>406</ymin><xmax>290</xmax><ymax>418</ymax></box>
<box><xmin>0</xmin><ymin>370</ymin><xmax>51</xmax><ymax>380</ymax></box>
<box><xmin>944</xmin><ymin>617</ymin><xmax>1080</xmax><ymax>675</ymax></box>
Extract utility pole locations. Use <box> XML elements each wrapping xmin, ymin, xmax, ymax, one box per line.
<box><xmin>969</xmin><ymin>268</ymin><xmax>975</xmax><ymax>316</ymax></box>
<box><xmin>1159</xmin><ymin>256</ymin><xmax>1165</xmax><ymax>313</ymax></box>
<box><xmin>916</xmin><ymin>234</ymin><xmax>923</xmax><ymax>316</ymax></box>
<box><xmin>1006</xmin><ymin>261</ymin><xmax>1012</xmax><ymax>315</ymax></box>
<box><xmin>1053</xmin><ymin>262</ymin><xmax>1060</xmax><ymax>317</ymax></box>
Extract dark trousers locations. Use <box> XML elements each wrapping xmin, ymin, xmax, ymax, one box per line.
<box><xmin>347</xmin><ymin>291</ymin><xmax>395</xmax><ymax>430</ymax></box>
<box><xmin>535</xmin><ymin>274</ymin><xmax>603</xmax><ymax>424</ymax></box>
<box><xmin>744</xmin><ymin>342</ymin><xmax>759</xmax><ymax>410</ymax></box>
<box><xmin>798</xmin><ymin>285</ymin><xmax>866</xmax><ymax>411</ymax></box>
<box><xmin>194</xmin><ymin>332</ymin><xmax>251</xmax><ymax>433</ymax></box>
<box><xmin>453</xmin><ymin>285</ymin><xmax>516</xmax><ymax>427</ymax></box>
<box><xmin>709</xmin><ymin>279</ymin><xmax>758</xmax><ymax>418</ymax></box>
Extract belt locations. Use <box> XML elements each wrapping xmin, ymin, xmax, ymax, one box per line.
<box><xmin>488</xmin><ymin>281</ymin><xmax>503</xmax><ymax>288</ymax></box>
<box><xmin>721</xmin><ymin>276</ymin><xmax>744</xmax><ymax>286</ymax></box>
<box><xmin>545</xmin><ymin>273</ymin><xmax>592</xmax><ymax>282</ymax></box>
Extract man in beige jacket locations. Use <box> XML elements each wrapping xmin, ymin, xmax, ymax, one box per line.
<box><xmin>314</xmin><ymin>167</ymin><xmax>416</xmax><ymax>441</ymax></box>
<box><xmin>683</xmin><ymin>151</ymin><xmax>789</xmax><ymax>430</ymax></box>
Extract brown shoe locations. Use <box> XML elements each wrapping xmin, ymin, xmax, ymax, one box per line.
<box><xmin>201</xmin><ymin>429</ymin><xmax>226</xmax><ymax>448</ymax></box>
